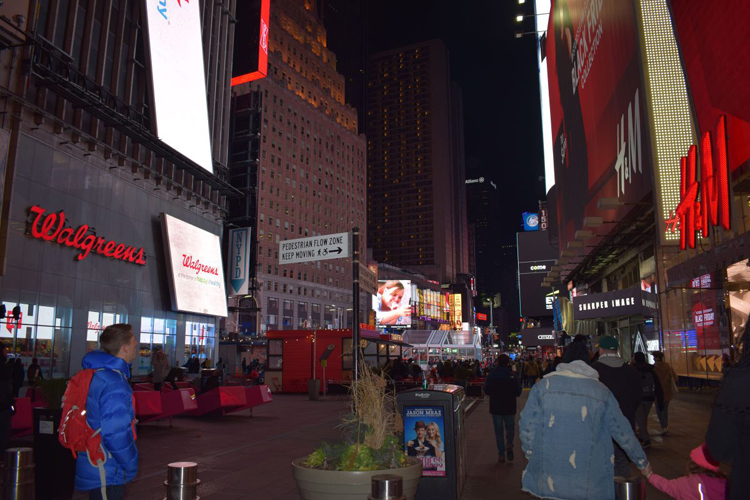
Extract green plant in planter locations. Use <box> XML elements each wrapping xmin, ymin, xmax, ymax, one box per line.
<box><xmin>35</xmin><ymin>378</ymin><xmax>68</xmax><ymax>409</ymax></box>
<box><xmin>302</xmin><ymin>365</ymin><xmax>406</xmax><ymax>471</ymax></box>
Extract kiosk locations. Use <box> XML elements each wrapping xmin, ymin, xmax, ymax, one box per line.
<box><xmin>396</xmin><ymin>384</ymin><xmax>467</xmax><ymax>500</ymax></box>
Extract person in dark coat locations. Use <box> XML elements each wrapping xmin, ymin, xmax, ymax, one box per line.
<box><xmin>632</xmin><ymin>351</ymin><xmax>663</xmax><ymax>449</ymax></box>
<box><xmin>706</xmin><ymin>325</ymin><xmax>750</xmax><ymax>499</ymax></box>
<box><xmin>592</xmin><ymin>336</ymin><xmax>643</xmax><ymax>477</ymax></box>
<box><xmin>0</xmin><ymin>346</ymin><xmax>13</xmax><ymax>455</ymax></box>
<box><xmin>484</xmin><ymin>354</ymin><xmax>522</xmax><ymax>463</ymax></box>
<box><xmin>11</xmin><ymin>358</ymin><xmax>24</xmax><ymax>398</ymax></box>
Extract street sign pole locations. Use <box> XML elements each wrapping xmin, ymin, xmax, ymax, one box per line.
<box><xmin>352</xmin><ymin>227</ymin><xmax>360</xmax><ymax>383</ymax></box>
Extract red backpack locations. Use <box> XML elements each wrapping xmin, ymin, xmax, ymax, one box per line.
<box><xmin>58</xmin><ymin>369</ymin><xmax>138</xmax><ymax>499</ymax></box>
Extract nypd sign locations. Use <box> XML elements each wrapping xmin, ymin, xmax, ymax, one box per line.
<box><xmin>228</xmin><ymin>228</ymin><xmax>251</xmax><ymax>296</ymax></box>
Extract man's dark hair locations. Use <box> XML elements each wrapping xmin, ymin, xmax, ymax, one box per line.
<box><xmin>100</xmin><ymin>324</ymin><xmax>134</xmax><ymax>356</ymax></box>
<box><xmin>562</xmin><ymin>340</ymin><xmax>590</xmax><ymax>364</ymax></box>
<box><xmin>633</xmin><ymin>351</ymin><xmax>648</xmax><ymax>365</ymax></box>
<box><xmin>497</xmin><ymin>354</ymin><xmax>510</xmax><ymax>367</ymax></box>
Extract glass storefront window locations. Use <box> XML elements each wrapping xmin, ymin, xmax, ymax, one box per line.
<box><xmin>185</xmin><ymin>320</ymin><xmax>216</xmax><ymax>365</ymax></box>
<box><xmin>1</xmin><ymin>300</ymin><xmax>72</xmax><ymax>379</ymax></box>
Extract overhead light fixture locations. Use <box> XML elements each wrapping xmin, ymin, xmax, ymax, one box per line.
<box><xmin>597</xmin><ymin>197</ymin><xmax>623</xmax><ymax>210</ymax></box>
<box><xmin>560</xmin><ymin>250</ymin><xmax>574</xmax><ymax>258</ymax></box>
<box><xmin>516</xmin><ymin>15</ymin><xmax>524</xmax><ymax>22</ymax></box>
<box><xmin>567</xmin><ymin>241</ymin><xmax>583</xmax><ymax>248</ymax></box>
<box><xmin>519</xmin><ymin>0</ymin><xmax>526</xmax><ymax>4</ymax></box>
<box><xmin>584</xmin><ymin>216</ymin><xmax>604</xmax><ymax>227</ymax></box>
<box><xmin>575</xmin><ymin>230</ymin><xmax>593</xmax><ymax>241</ymax></box>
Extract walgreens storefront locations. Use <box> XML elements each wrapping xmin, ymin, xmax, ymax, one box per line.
<box><xmin>0</xmin><ymin>133</ymin><xmax>226</xmax><ymax>378</ymax></box>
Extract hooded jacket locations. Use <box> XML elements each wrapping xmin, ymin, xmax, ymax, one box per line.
<box><xmin>520</xmin><ymin>360</ymin><xmax>648</xmax><ymax>500</ymax></box>
<box><xmin>484</xmin><ymin>366</ymin><xmax>522</xmax><ymax>415</ymax></box>
<box><xmin>593</xmin><ymin>354</ymin><xmax>642</xmax><ymax>425</ymax></box>
<box><xmin>74</xmin><ymin>351</ymin><xmax>138</xmax><ymax>491</ymax></box>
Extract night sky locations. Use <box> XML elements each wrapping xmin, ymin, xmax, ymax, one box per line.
<box><xmin>368</xmin><ymin>0</ymin><xmax>547</xmax><ymax>244</ymax></box>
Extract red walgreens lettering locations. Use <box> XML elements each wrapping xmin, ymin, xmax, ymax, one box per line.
<box><xmin>666</xmin><ymin>116</ymin><xmax>731</xmax><ymax>250</ymax></box>
<box><xmin>182</xmin><ymin>254</ymin><xmax>219</xmax><ymax>276</ymax></box>
<box><xmin>28</xmin><ymin>205</ymin><xmax>146</xmax><ymax>265</ymax></box>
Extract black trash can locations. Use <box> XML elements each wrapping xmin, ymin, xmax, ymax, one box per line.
<box><xmin>33</xmin><ymin>407</ymin><xmax>76</xmax><ymax>500</ymax></box>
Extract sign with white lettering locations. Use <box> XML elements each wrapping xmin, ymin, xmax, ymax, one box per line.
<box><xmin>279</xmin><ymin>232</ymin><xmax>350</xmax><ymax>264</ymax></box>
<box><xmin>574</xmin><ymin>287</ymin><xmax>657</xmax><ymax>320</ymax></box>
<box><xmin>227</xmin><ymin>228</ymin><xmax>252</xmax><ymax>296</ymax></box>
<box><xmin>520</xmin><ymin>327</ymin><xmax>557</xmax><ymax>346</ymax></box>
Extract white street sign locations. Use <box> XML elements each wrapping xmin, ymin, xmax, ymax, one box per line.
<box><xmin>279</xmin><ymin>232</ymin><xmax>350</xmax><ymax>264</ymax></box>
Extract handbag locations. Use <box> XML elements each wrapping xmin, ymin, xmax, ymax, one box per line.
<box><xmin>670</xmin><ymin>374</ymin><xmax>679</xmax><ymax>395</ymax></box>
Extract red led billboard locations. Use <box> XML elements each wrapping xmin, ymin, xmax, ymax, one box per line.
<box><xmin>670</xmin><ymin>0</ymin><xmax>750</xmax><ymax>176</ymax></box>
<box><xmin>232</xmin><ymin>0</ymin><xmax>270</xmax><ymax>86</ymax></box>
<box><xmin>546</xmin><ymin>0</ymin><xmax>653</xmax><ymax>252</ymax></box>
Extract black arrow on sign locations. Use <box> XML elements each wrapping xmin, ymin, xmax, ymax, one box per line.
<box><xmin>330</xmin><ymin>247</ymin><xmax>343</xmax><ymax>255</ymax></box>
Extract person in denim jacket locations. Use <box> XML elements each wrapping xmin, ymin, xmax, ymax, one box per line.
<box><xmin>520</xmin><ymin>342</ymin><xmax>649</xmax><ymax>499</ymax></box>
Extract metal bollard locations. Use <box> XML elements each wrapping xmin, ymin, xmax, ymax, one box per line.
<box><xmin>369</xmin><ymin>474</ymin><xmax>405</xmax><ymax>500</ymax></box>
<box><xmin>3</xmin><ymin>447</ymin><xmax>35</xmax><ymax>500</ymax></box>
<box><xmin>614</xmin><ymin>476</ymin><xmax>646</xmax><ymax>500</ymax></box>
<box><xmin>163</xmin><ymin>461</ymin><xmax>201</xmax><ymax>500</ymax></box>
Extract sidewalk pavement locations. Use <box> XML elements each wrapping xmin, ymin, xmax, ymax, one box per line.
<box><xmin>17</xmin><ymin>388</ymin><xmax>712</xmax><ymax>499</ymax></box>
<box><xmin>462</xmin><ymin>389</ymin><xmax>717</xmax><ymax>500</ymax></box>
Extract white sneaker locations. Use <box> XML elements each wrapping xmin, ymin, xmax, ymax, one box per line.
<box><xmin>660</xmin><ymin>426</ymin><xmax>669</xmax><ymax>436</ymax></box>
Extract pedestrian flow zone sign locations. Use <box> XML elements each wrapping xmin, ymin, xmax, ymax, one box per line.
<box><xmin>279</xmin><ymin>232</ymin><xmax>350</xmax><ymax>264</ymax></box>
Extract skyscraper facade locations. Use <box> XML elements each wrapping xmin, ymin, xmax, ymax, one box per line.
<box><xmin>317</xmin><ymin>0</ymin><xmax>368</xmax><ymax>134</ymax></box>
<box><xmin>230</xmin><ymin>0</ymin><xmax>367</xmax><ymax>332</ymax></box>
<box><xmin>366</xmin><ymin>39</ymin><xmax>468</xmax><ymax>284</ymax></box>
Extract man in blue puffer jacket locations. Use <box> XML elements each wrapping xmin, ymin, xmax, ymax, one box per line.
<box><xmin>75</xmin><ymin>324</ymin><xmax>139</xmax><ymax>500</ymax></box>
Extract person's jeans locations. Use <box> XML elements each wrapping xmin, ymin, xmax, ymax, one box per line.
<box><xmin>656</xmin><ymin>400</ymin><xmax>669</xmax><ymax>429</ymax></box>
<box><xmin>635</xmin><ymin>401</ymin><xmax>653</xmax><ymax>442</ymax></box>
<box><xmin>88</xmin><ymin>484</ymin><xmax>125</xmax><ymax>500</ymax></box>
<box><xmin>492</xmin><ymin>414</ymin><xmax>515</xmax><ymax>457</ymax></box>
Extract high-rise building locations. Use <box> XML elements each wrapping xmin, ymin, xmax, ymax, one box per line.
<box><xmin>318</xmin><ymin>0</ymin><xmax>368</xmax><ymax>134</ymax></box>
<box><xmin>230</xmin><ymin>0</ymin><xmax>367</xmax><ymax>332</ymax></box>
<box><xmin>366</xmin><ymin>39</ymin><xmax>469</xmax><ymax>284</ymax></box>
<box><xmin>0</xmin><ymin>0</ymin><xmax>236</xmax><ymax>376</ymax></box>
<box><xmin>465</xmin><ymin>158</ymin><xmax>519</xmax><ymax>324</ymax></box>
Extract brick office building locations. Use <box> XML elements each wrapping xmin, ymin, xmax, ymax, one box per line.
<box><xmin>230</xmin><ymin>0</ymin><xmax>367</xmax><ymax>332</ymax></box>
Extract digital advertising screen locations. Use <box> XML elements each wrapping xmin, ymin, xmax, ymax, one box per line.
<box><xmin>232</xmin><ymin>0</ymin><xmax>271</xmax><ymax>86</ymax></box>
<box><xmin>670</xmin><ymin>0</ymin><xmax>750</xmax><ymax>174</ymax></box>
<box><xmin>546</xmin><ymin>0</ymin><xmax>653</xmax><ymax>252</ymax></box>
<box><xmin>161</xmin><ymin>214</ymin><xmax>228</xmax><ymax>317</ymax></box>
<box><xmin>404</xmin><ymin>406</ymin><xmax>446</xmax><ymax>477</ymax></box>
<box><xmin>373</xmin><ymin>280</ymin><xmax>412</xmax><ymax>328</ymax></box>
<box><xmin>143</xmin><ymin>0</ymin><xmax>214</xmax><ymax>173</ymax></box>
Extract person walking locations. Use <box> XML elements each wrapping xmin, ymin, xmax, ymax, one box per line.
<box><xmin>11</xmin><ymin>358</ymin><xmax>24</xmax><ymax>398</ymax></box>
<box><xmin>705</xmin><ymin>325</ymin><xmax>750</xmax><ymax>499</ymax></box>
<box><xmin>592</xmin><ymin>335</ymin><xmax>643</xmax><ymax>478</ymax></box>
<box><xmin>0</xmin><ymin>346</ymin><xmax>12</xmax><ymax>455</ymax></box>
<box><xmin>151</xmin><ymin>349</ymin><xmax>170</xmax><ymax>391</ymax></box>
<box><xmin>652</xmin><ymin>351</ymin><xmax>678</xmax><ymax>434</ymax></box>
<box><xmin>484</xmin><ymin>354</ymin><xmax>522</xmax><ymax>464</ymax></box>
<box><xmin>523</xmin><ymin>357</ymin><xmax>540</xmax><ymax>387</ymax></box>
<box><xmin>520</xmin><ymin>341</ymin><xmax>650</xmax><ymax>499</ymax></box>
<box><xmin>632</xmin><ymin>351</ymin><xmax>664</xmax><ymax>449</ymax></box>
<box><xmin>74</xmin><ymin>324</ymin><xmax>139</xmax><ymax>500</ymax></box>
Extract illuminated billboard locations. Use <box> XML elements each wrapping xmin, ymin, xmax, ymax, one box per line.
<box><xmin>161</xmin><ymin>214</ymin><xmax>228</xmax><ymax>317</ymax></box>
<box><xmin>143</xmin><ymin>0</ymin><xmax>214</xmax><ymax>173</ymax></box>
<box><xmin>232</xmin><ymin>0</ymin><xmax>271</xmax><ymax>86</ymax></box>
<box><xmin>546</xmin><ymin>0</ymin><xmax>653</xmax><ymax>253</ymax></box>
<box><xmin>372</xmin><ymin>280</ymin><xmax>412</xmax><ymax>328</ymax></box>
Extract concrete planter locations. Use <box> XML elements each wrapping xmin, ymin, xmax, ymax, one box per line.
<box><xmin>292</xmin><ymin>456</ymin><xmax>422</xmax><ymax>500</ymax></box>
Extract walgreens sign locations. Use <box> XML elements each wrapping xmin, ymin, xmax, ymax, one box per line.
<box><xmin>27</xmin><ymin>205</ymin><xmax>146</xmax><ymax>265</ymax></box>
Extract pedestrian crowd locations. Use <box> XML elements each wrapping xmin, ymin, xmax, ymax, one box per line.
<box><xmin>484</xmin><ymin>332</ymin><xmax>743</xmax><ymax>499</ymax></box>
